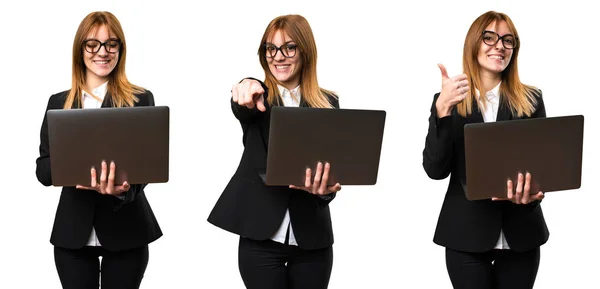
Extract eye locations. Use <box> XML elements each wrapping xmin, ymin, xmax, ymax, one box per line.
<box><xmin>266</xmin><ymin>45</ymin><xmax>277</xmax><ymax>51</ymax></box>
<box><xmin>85</xmin><ymin>40</ymin><xmax>99</xmax><ymax>49</ymax></box>
<box><xmin>504</xmin><ymin>37</ymin><xmax>514</xmax><ymax>45</ymax></box>
<box><xmin>107</xmin><ymin>40</ymin><xmax>120</xmax><ymax>48</ymax></box>
<box><xmin>286</xmin><ymin>44</ymin><xmax>297</xmax><ymax>51</ymax></box>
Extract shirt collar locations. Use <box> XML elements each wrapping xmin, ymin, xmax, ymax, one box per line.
<box><xmin>476</xmin><ymin>81</ymin><xmax>501</xmax><ymax>102</ymax></box>
<box><xmin>82</xmin><ymin>81</ymin><xmax>109</xmax><ymax>100</ymax></box>
<box><xmin>277</xmin><ymin>84</ymin><xmax>301</xmax><ymax>98</ymax></box>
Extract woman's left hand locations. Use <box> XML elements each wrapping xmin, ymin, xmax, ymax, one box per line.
<box><xmin>492</xmin><ymin>172</ymin><xmax>544</xmax><ymax>204</ymax></box>
<box><xmin>76</xmin><ymin>160</ymin><xmax>130</xmax><ymax>196</ymax></box>
<box><xmin>289</xmin><ymin>162</ymin><xmax>342</xmax><ymax>195</ymax></box>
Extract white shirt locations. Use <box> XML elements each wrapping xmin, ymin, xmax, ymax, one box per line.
<box><xmin>477</xmin><ymin>82</ymin><xmax>510</xmax><ymax>250</ymax></box>
<box><xmin>82</xmin><ymin>82</ymin><xmax>108</xmax><ymax>247</ymax></box>
<box><xmin>270</xmin><ymin>85</ymin><xmax>301</xmax><ymax>246</ymax></box>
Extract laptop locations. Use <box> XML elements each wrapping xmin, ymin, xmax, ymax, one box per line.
<box><xmin>264</xmin><ymin>106</ymin><xmax>386</xmax><ymax>186</ymax></box>
<box><xmin>47</xmin><ymin>106</ymin><xmax>170</xmax><ymax>187</ymax></box>
<box><xmin>464</xmin><ymin>115</ymin><xmax>584</xmax><ymax>201</ymax></box>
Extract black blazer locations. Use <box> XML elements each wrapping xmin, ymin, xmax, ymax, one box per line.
<box><xmin>208</xmin><ymin>83</ymin><xmax>339</xmax><ymax>250</ymax></box>
<box><xmin>423</xmin><ymin>90</ymin><xmax>549</xmax><ymax>253</ymax></box>
<box><xmin>35</xmin><ymin>90</ymin><xmax>162</xmax><ymax>252</ymax></box>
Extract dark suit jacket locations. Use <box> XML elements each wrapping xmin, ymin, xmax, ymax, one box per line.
<box><xmin>423</xmin><ymin>90</ymin><xmax>549</xmax><ymax>253</ymax></box>
<box><xmin>35</xmin><ymin>90</ymin><xmax>163</xmax><ymax>251</ymax></box>
<box><xmin>208</xmin><ymin>82</ymin><xmax>338</xmax><ymax>250</ymax></box>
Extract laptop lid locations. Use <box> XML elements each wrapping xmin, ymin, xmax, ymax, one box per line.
<box><xmin>47</xmin><ymin>106</ymin><xmax>170</xmax><ymax>186</ymax></box>
<box><xmin>464</xmin><ymin>115</ymin><xmax>584</xmax><ymax>200</ymax></box>
<box><xmin>265</xmin><ymin>106</ymin><xmax>386</xmax><ymax>186</ymax></box>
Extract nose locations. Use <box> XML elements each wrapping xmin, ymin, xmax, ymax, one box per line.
<box><xmin>97</xmin><ymin>44</ymin><xmax>109</xmax><ymax>56</ymax></box>
<box><xmin>273</xmin><ymin>49</ymin><xmax>286</xmax><ymax>61</ymax></box>
<box><xmin>494</xmin><ymin>39</ymin><xmax>504</xmax><ymax>50</ymax></box>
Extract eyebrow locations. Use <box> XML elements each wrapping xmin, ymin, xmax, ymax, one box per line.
<box><xmin>266</xmin><ymin>41</ymin><xmax>296</xmax><ymax>45</ymax></box>
<box><xmin>484</xmin><ymin>30</ymin><xmax>514</xmax><ymax>37</ymax></box>
<box><xmin>84</xmin><ymin>37</ymin><xmax>119</xmax><ymax>41</ymax></box>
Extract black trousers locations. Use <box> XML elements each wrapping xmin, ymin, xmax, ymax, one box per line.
<box><xmin>445</xmin><ymin>247</ymin><xmax>540</xmax><ymax>289</ymax></box>
<box><xmin>238</xmin><ymin>237</ymin><xmax>333</xmax><ymax>289</ymax></box>
<box><xmin>54</xmin><ymin>245</ymin><xmax>149</xmax><ymax>289</ymax></box>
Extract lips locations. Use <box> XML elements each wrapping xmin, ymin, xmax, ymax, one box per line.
<box><xmin>489</xmin><ymin>55</ymin><xmax>504</xmax><ymax>60</ymax></box>
<box><xmin>93</xmin><ymin>60</ymin><xmax>110</xmax><ymax>65</ymax></box>
<box><xmin>274</xmin><ymin>65</ymin><xmax>290</xmax><ymax>71</ymax></box>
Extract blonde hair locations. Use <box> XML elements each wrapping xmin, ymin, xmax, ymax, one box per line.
<box><xmin>63</xmin><ymin>11</ymin><xmax>143</xmax><ymax>109</ymax></box>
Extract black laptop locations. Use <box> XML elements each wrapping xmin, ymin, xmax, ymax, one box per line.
<box><xmin>464</xmin><ymin>115</ymin><xmax>584</xmax><ymax>200</ymax></box>
<box><xmin>46</xmin><ymin>106</ymin><xmax>170</xmax><ymax>186</ymax></box>
<box><xmin>264</xmin><ymin>106</ymin><xmax>386</xmax><ymax>186</ymax></box>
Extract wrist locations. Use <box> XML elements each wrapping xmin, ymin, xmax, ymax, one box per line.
<box><xmin>436</xmin><ymin>103</ymin><xmax>450</xmax><ymax>118</ymax></box>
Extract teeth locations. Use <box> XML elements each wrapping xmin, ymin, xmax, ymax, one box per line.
<box><xmin>95</xmin><ymin>61</ymin><xmax>109</xmax><ymax>64</ymax></box>
<box><xmin>490</xmin><ymin>55</ymin><xmax>504</xmax><ymax>60</ymax></box>
<box><xmin>275</xmin><ymin>65</ymin><xmax>289</xmax><ymax>69</ymax></box>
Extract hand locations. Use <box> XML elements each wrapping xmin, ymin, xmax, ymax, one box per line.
<box><xmin>435</xmin><ymin>63</ymin><xmax>470</xmax><ymax>118</ymax></box>
<box><xmin>289</xmin><ymin>162</ymin><xmax>342</xmax><ymax>195</ymax></box>
<box><xmin>76</xmin><ymin>161</ymin><xmax>130</xmax><ymax>196</ymax></box>
<box><xmin>232</xmin><ymin>78</ymin><xmax>266</xmax><ymax>112</ymax></box>
<box><xmin>492</xmin><ymin>172</ymin><xmax>544</xmax><ymax>204</ymax></box>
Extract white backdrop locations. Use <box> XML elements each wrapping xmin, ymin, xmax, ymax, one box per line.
<box><xmin>0</xmin><ymin>0</ymin><xmax>597</xmax><ymax>288</ymax></box>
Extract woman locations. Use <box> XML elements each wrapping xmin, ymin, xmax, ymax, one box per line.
<box><xmin>208</xmin><ymin>14</ymin><xmax>342</xmax><ymax>289</ymax></box>
<box><xmin>35</xmin><ymin>11</ymin><xmax>162</xmax><ymax>289</ymax></box>
<box><xmin>423</xmin><ymin>11</ymin><xmax>549</xmax><ymax>289</ymax></box>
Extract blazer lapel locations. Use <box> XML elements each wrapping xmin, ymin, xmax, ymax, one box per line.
<box><xmin>496</xmin><ymin>95</ymin><xmax>512</xmax><ymax>121</ymax></box>
<box><xmin>465</xmin><ymin>104</ymin><xmax>484</xmax><ymax>124</ymax></box>
<box><xmin>299</xmin><ymin>96</ymin><xmax>308</xmax><ymax>108</ymax></box>
<box><xmin>101</xmin><ymin>93</ymin><xmax>113</xmax><ymax>108</ymax></box>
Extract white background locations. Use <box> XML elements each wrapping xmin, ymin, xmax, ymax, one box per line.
<box><xmin>0</xmin><ymin>0</ymin><xmax>598</xmax><ymax>288</ymax></box>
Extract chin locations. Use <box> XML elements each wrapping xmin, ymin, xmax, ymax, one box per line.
<box><xmin>484</xmin><ymin>66</ymin><xmax>505</xmax><ymax>74</ymax></box>
<box><xmin>274</xmin><ymin>75</ymin><xmax>290</xmax><ymax>83</ymax></box>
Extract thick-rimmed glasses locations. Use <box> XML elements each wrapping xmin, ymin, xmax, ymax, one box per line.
<box><xmin>482</xmin><ymin>30</ymin><xmax>518</xmax><ymax>49</ymax></box>
<box><xmin>83</xmin><ymin>39</ymin><xmax>121</xmax><ymax>53</ymax></box>
<box><xmin>264</xmin><ymin>42</ymin><xmax>297</xmax><ymax>58</ymax></box>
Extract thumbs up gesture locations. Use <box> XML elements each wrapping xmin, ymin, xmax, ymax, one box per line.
<box><xmin>435</xmin><ymin>64</ymin><xmax>469</xmax><ymax>118</ymax></box>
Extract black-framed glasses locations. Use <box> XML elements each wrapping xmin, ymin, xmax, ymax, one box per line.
<box><xmin>264</xmin><ymin>42</ymin><xmax>297</xmax><ymax>58</ymax></box>
<box><xmin>83</xmin><ymin>39</ymin><xmax>121</xmax><ymax>53</ymax></box>
<box><xmin>482</xmin><ymin>30</ymin><xmax>518</xmax><ymax>49</ymax></box>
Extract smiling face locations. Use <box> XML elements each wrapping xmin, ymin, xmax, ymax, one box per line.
<box><xmin>266</xmin><ymin>29</ymin><xmax>302</xmax><ymax>90</ymax></box>
<box><xmin>477</xmin><ymin>20</ymin><xmax>514</xmax><ymax>79</ymax></box>
<box><xmin>83</xmin><ymin>24</ymin><xmax>119</xmax><ymax>88</ymax></box>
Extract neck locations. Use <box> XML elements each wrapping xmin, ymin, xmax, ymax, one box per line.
<box><xmin>480</xmin><ymin>70</ymin><xmax>501</xmax><ymax>93</ymax></box>
<box><xmin>85</xmin><ymin>74</ymin><xmax>108</xmax><ymax>93</ymax></box>
<box><xmin>280</xmin><ymin>81</ymin><xmax>299</xmax><ymax>91</ymax></box>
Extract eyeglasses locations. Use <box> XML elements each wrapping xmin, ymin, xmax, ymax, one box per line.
<box><xmin>83</xmin><ymin>39</ymin><xmax>121</xmax><ymax>53</ymax></box>
<box><xmin>264</xmin><ymin>42</ymin><xmax>297</xmax><ymax>58</ymax></box>
<box><xmin>481</xmin><ymin>30</ymin><xmax>518</xmax><ymax>49</ymax></box>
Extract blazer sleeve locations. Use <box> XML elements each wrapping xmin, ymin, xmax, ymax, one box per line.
<box><xmin>231</xmin><ymin>77</ymin><xmax>269</xmax><ymax>123</ymax></box>
<box><xmin>422</xmin><ymin>93</ymin><xmax>455</xmax><ymax>180</ymax></box>
<box><xmin>113</xmin><ymin>90</ymin><xmax>155</xmax><ymax>210</ymax></box>
<box><xmin>35</xmin><ymin>96</ymin><xmax>57</xmax><ymax>186</ymax></box>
